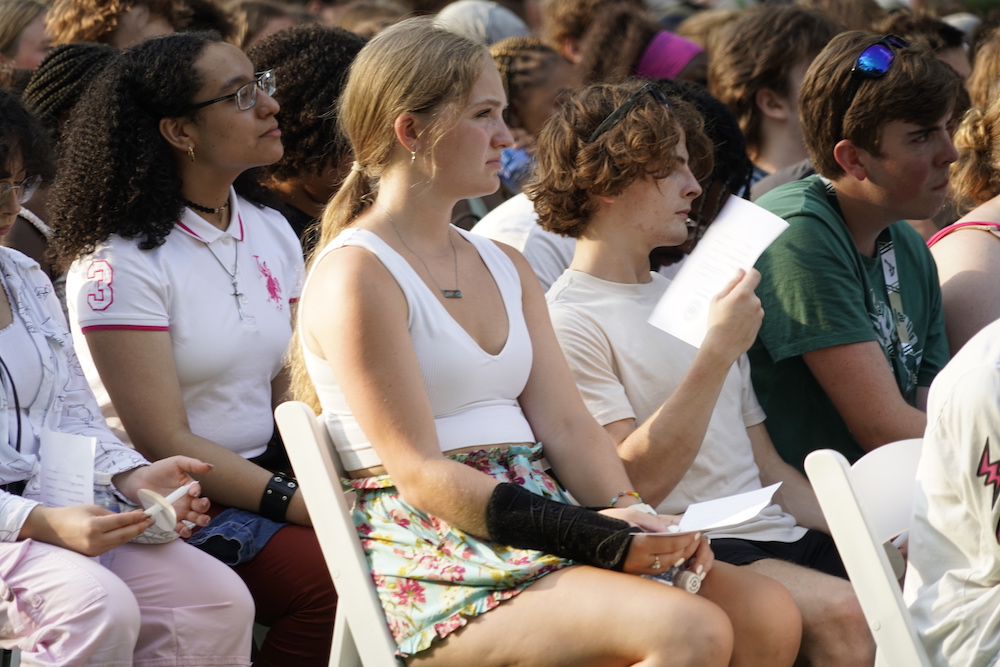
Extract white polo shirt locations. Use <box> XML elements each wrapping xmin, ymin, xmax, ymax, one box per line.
<box><xmin>67</xmin><ymin>191</ymin><xmax>304</xmax><ymax>458</ymax></box>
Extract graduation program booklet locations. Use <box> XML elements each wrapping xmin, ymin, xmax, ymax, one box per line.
<box><xmin>648</xmin><ymin>195</ymin><xmax>788</xmax><ymax>348</ymax></box>
<box><xmin>644</xmin><ymin>482</ymin><xmax>782</xmax><ymax>536</ymax></box>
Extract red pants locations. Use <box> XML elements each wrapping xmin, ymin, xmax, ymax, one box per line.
<box><xmin>204</xmin><ymin>506</ymin><xmax>337</xmax><ymax>666</ymax></box>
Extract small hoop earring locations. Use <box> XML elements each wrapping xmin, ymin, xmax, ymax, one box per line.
<box><xmin>187</xmin><ymin>146</ymin><xmax>196</xmax><ymax>163</ymax></box>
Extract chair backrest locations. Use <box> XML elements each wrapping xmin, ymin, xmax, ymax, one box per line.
<box><xmin>804</xmin><ymin>441</ymin><xmax>932</xmax><ymax>667</ymax></box>
<box><xmin>848</xmin><ymin>438</ymin><xmax>923</xmax><ymax>544</ymax></box>
<box><xmin>275</xmin><ymin>401</ymin><xmax>402</xmax><ymax>667</ymax></box>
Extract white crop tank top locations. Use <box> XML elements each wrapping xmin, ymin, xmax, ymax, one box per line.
<box><xmin>302</xmin><ymin>226</ymin><xmax>537</xmax><ymax>470</ymax></box>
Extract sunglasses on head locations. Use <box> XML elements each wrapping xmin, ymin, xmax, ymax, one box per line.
<box><xmin>587</xmin><ymin>82</ymin><xmax>671</xmax><ymax>144</ymax></box>
<box><xmin>836</xmin><ymin>35</ymin><xmax>909</xmax><ymax>139</ymax></box>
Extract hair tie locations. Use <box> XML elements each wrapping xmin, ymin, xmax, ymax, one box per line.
<box><xmin>351</xmin><ymin>161</ymin><xmax>366</xmax><ymax>174</ymax></box>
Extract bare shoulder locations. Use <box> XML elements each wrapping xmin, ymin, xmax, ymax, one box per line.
<box><xmin>931</xmin><ymin>226</ymin><xmax>1000</xmax><ymax>276</ymax></box>
<box><xmin>307</xmin><ymin>242</ymin><xmax>397</xmax><ymax>297</ymax></box>
<box><xmin>302</xmin><ymin>242</ymin><xmax>407</xmax><ymax>332</ymax></box>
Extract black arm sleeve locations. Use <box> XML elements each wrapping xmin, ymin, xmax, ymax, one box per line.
<box><xmin>485</xmin><ymin>482</ymin><xmax>639</xmax><ymax>571</ymax></box>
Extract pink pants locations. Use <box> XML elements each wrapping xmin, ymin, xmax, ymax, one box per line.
<box><xmin>0</xmin><ymin>539</ymin><xmax>255</xmax><ymax>666</ymax></box>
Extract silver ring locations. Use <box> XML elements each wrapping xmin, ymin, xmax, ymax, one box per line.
<box><xmin>651</xmin><ymin>555</ymin><xmax>661</xmax><ymax>570</ymax></box>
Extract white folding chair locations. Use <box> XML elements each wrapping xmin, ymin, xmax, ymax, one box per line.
<box><xmin>804</xmin><ymin>439</ymin><xmax>931</xmax><ymax>667</ymax></box>
<box><xmin>275</xmin><ymin>401</ymin><xmax>402</xmax><ymax>667</ymax></box>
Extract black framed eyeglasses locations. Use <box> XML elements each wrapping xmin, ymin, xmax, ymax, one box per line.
<box><xmin>587</xmin><ymin>82</ymin><xmax>670</xmax><ymax>144</ymax></box>
<box><xmin>0</xmin><ymin>175</ymin><xmax>42</xmax><ymax>208</ymax></box>
<box><xmin>189</xmin><ymin>69</ymin><xmax>276</xmax><ymax>111</ymax></box>
<box><xmin>837</xmin><ymin>35</ymin><xmax>908</xmax><ymax>139</ymax></box>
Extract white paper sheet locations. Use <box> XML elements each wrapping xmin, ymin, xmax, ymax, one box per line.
<box><xmin>644</xmin><ymin>482</ymin><xmax>782</xmax><ymax>536</ymax></box>
<box><xmin>38</xmin><ymin>428</ymin><xmax>97</xmax><ymax>508</ymax></box>
<box><xmin>648</xmin><ymin>195</ymin><xmax>789</xmax><ymax>348</ymax></box>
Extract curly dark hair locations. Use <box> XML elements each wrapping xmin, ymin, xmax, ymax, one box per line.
<box><xmin>527</xmin><ymin>79</ymin><xmax>713</xmax><ymax>238</ymax></box>
<box><xmin>49</xmin><ymin>31</ymin><xmax>271</xmax><ymax>271</ymax></box>
<box><xmin>0</xmin><ymin>87</ymin><xmax>53</xmax><ymax>182</ymax></box>
<box><xmin>246</xmin><ymin>23</ymin><xmax>365</xmax><ymax>183</ymax></box>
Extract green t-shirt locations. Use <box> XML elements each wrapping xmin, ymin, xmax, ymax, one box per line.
<box><xmin>750</xmin><ymin>176</ymin><xmax>949</xmax><ymax>471</ymax></box>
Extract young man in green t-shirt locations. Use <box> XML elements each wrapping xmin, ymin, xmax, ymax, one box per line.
<box><xmin>751</xmin><ymin>31</ymin><xmax>961</xmax><ymax>471</ymax></box>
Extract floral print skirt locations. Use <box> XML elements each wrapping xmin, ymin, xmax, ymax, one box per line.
<box><xmin>343</xmin><ymin>443</ymin><xmax>574</xmax><ymax>658</ymax></box>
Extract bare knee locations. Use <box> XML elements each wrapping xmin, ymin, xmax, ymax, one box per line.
<box><xmin>730</xmin><ymin>575</ymin><xmax>802</xmax><ymax>667</ymax></box>
<box><xmin>648</xmin><ymin>597</ymin><xmax>734</xmax><ymax>667</ymax></box>
<box><xmin>802</xmin><ymin>584</ymin><xmax>874</xmax><ymax>667</ymax></box>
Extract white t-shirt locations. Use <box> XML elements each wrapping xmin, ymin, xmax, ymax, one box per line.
<box><xmin>67</xmin><ymin>192</ymin><xmax>304</xmax><ymax>458</ymax></box>
<box><xmin>471</xmin><ymin>193</ymin><xmax>575</xmax><ymax>293</ymax></box>
<box><xmin>904</xmin><ymin>317</ymin><xmax>1000</xmax><ymax>666</ymax></box>
<box><xmin>547</xmin><ymin>269</ymin><xmax>805</xmax><ymax>542</ymax></box>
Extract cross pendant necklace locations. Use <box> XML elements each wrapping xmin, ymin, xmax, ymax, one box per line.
<box><xmin>207</xmin><ymin>242</ymin><xmax>247</xmax><ymax>320</ymax></box>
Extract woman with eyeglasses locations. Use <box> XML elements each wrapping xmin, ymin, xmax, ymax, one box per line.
<box><xmin>49</xmin><ymin>33</ymin><xmax>335</xmax><ymax>667</ymax></box>
<box><xmin>293</xmin><ymin>17</ymin><xmax>799</xmax><ymax>665</ymax></box>
<box><xmin>0</xmin><ymin>84</ymin><xmax>257</xmax><ymax>667</ymax></box>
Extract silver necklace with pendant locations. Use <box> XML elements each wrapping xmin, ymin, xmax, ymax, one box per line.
<box><xmin>378</xmin><ymin>202</ymin><xmax>462</xmax><ymax>298</ymax></box>
<box><xmin>207</xmin><ymin>241</ymin><xmax>247</xmax><ymax>319</ymax></box>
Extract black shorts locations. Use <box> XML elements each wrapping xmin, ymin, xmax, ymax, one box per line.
<box><xmin>710</xmin><ymin>529</ymin><xmax>847</xmax><ymax>579</ymax></box>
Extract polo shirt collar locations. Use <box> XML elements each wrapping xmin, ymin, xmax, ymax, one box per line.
<box><xmin>175</xmin><ymin>186</ymin><xmax>246</xmax><ymax>244</ymax></box>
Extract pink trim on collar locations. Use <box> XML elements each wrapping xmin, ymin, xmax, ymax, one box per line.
<box><xmin>634</xmin><ymin>31</ymin><xmax>704</xmax><ymax>80</ymax></box>
<box><xmin>176</xmin><ymin>220</ymin><xmax>204</xmax><ymax>241</ymax></box>
<box><xmin>176</xmin><ymin>213</ymin><xmax>245</xmax><ymax>243</ymax></box>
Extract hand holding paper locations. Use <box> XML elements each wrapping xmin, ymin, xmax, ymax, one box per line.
<box><xmin>649</xmin><ymin>195</ymin><xmax>788</xmax><ymax>348</ymax></box>
<box><xmin>644</xmin><ymin>482</ymin><xmax>782</xmax><ymax>536</ymax></box>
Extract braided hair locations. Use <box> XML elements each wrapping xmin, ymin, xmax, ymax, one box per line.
<box><xmin>490</xmin><ymin>36</ymin><xmax>564</xmax><ymax>129</ymax></box>
<box><xmin>22</xmin><ymin>43</ymin><xmax>117</xmax><ymax>139</ymax></box>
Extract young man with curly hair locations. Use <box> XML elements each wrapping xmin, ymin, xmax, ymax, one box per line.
<box><xmin>532</xmin><ymin>79</ymin><xmax>874</xmax><ymax>667</ymax></box>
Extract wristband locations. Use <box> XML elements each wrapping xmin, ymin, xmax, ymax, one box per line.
<box><xmin>259</xmin><ymin>474</ymin><xmax>298</xmax><ymax>523</ymax></box>
<box><xmin>485</xmin><ymin>482</ymin><xmax>639</xmax><ymax>571</ymax></box>
<box><xmin>609</xmin><ymin>490</ymin><xmax>643</xmax><ymax>507</ymax></box>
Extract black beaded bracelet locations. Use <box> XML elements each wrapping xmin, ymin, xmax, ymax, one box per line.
<box><xmin>259</xmin><ymin>474</ymin><xmax>298</xmax><ymax>523</ymax></box>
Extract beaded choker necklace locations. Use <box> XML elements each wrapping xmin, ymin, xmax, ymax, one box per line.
<box><xmin>184</xmin><ymin>198</ymin><xmax>230</xmax><ymax>215</ymax></box>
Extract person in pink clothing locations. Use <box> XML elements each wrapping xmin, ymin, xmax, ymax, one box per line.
<box><xmin>928</xmin><ymin>91</ymin><xmax>1000</xmax><ymax>355</ymax></box>
<box><xmin>540</xmin><ymin>0</ymin><xmax>707</xmax><ymax>86</ymax></box>
<box><xmin>0</xmin><ymin>87</ymin><xmax>254</xmax><ymax>667</ymax></box>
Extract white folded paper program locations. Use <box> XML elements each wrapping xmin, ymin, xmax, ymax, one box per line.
<box><xmin>644</xmin><ymin>482</ymin><xmax>782</xmax><ymax>536</ymax></box>
<box><xmin>648</xmin><ymin>195</ymin><xmax>788</xmax><ymax>349</ymax></box>
<box><xmin>39</xmin><ymin>428</ymin><xmax>98</xmax><ymax>507</ymax></box>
